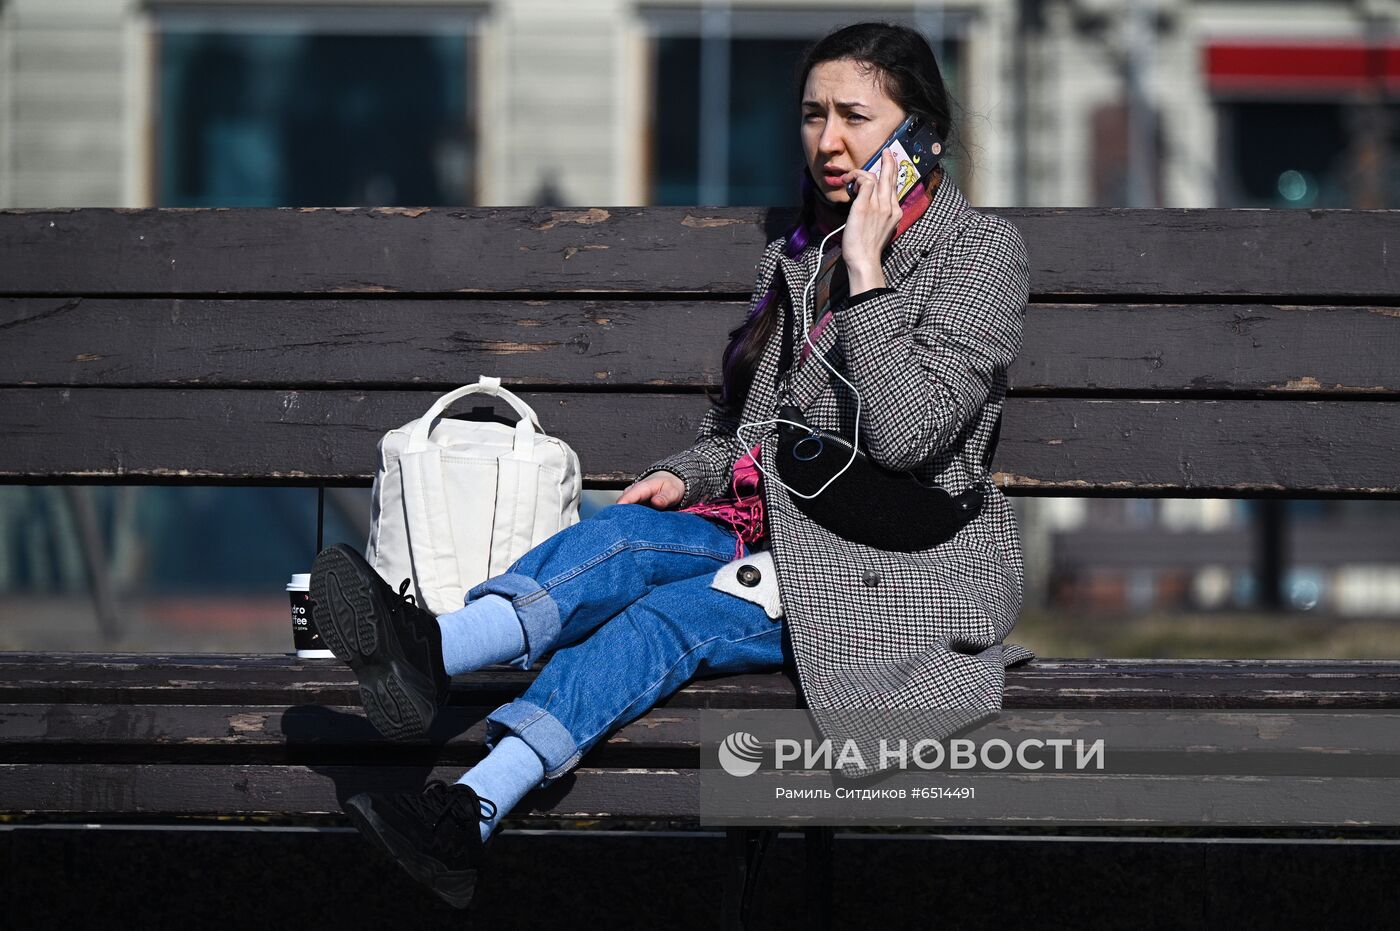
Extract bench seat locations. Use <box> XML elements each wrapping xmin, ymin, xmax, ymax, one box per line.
<box><xmin>5</xmin><ymin>652</ymin><xmax>1400</xmax><ymax>822</ymax></box>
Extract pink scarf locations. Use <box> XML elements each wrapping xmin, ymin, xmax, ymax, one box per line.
<box><xmin>681</xmin><ymin>443</ymin><xmax>766</xmax><ymax>560</ymax></box>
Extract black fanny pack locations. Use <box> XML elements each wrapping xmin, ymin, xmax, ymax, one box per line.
<box><xmin>775</xmin><ymin>403</ymin><xmax>986</xmax><ymax>552</ymax></box>
<box><xmin>772</xmin><ymin>296</ymin><xmax>994</xmax><ymax>552</ymax></box>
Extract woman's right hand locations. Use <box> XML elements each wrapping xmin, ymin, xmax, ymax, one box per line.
<box><xmin>618</xmin><ymin>471</ymin><xmax>685</xmax><ymax>509</ymax></box>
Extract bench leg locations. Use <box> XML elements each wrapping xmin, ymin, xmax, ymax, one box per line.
<box><xmin>804</xmin><ymin>826</ymin><xmax>834</xmax><ymax>929</ymax></box>
<box><xmin>63</xmin><ymin>486</ymin><xmax>123</xmax><ymax>642</ymax></box>
<box><xmin>722</xmin><ymin>826</ymin><xmax>776</xmax><ymax>930</ymax></box>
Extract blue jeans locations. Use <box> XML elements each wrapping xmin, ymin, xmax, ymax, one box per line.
<box><xmin>465</xmin><ymin>504</ymin><xmax>792</xmax><ymax>784</ymax></box>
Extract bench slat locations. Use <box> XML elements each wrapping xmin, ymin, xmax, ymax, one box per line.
<box><xmin>0</xmin><ymin>655</ymin><xmax>799</xmax><ymax>708</ymax></box>
<box><xmin>6</xmin><ymin>764</ymin><xmax>1398</xmax><ymax>825</ymax></box>
<box><xmin>8</xmin><ymin>704</ymin><xmax>1399</xmax><ymax>756</ymax></box>
<box><xmin>6</xmin><ymin>656</ymin><xmax>1399</xmax><ymax>821</ymax></box>
<box><xmin>0</xmin><ymin>704</ymin><xmax>703</xmax><ymax>769</ymax></box>
<box><xmin>3</xmin><ymin>655</ymin><xmax>1400</xmax><ymax>709</ymax></box>
<box><xmin>0</xmin><ymin>763</ymin><xmax>701</xmax><ymax>818</ymax></box>
<box><xmin>2</xmin><ymin>207</ymin><xmax>1395</xmax><ymax>299</ymax></box>
<box><xmin>4</xmin><ymin>298</ymin><xmax>1398</xmax><ymax>397</ymax></box>
<box><xmin>5</xmin><ymin>390</ymin><xmax>1397</xmax><ymax>494</ymax></box>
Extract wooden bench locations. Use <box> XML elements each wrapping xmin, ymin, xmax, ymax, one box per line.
<box><xmin>2</xmin><ymin>204</ymin><xmax>1398</xmax><ymax>926</ymax></box>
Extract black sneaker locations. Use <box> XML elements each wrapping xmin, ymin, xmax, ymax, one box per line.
<box><xmin>310</xmin><ymin>543</ymin><xmax>451</xmax><ymax>740</ymax></box>
<box><xmin>345</xmin><ymin>781</ymin><xmax>497</xmax><ymax>909</ymax></box>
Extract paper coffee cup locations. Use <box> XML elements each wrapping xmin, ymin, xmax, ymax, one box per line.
<box><xmin>287</xmin><ymin>573</ymin><xmax>335</xmax><ymax>659</ymax></box>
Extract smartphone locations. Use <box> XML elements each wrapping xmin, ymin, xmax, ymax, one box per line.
<box><xmin>845</xmin><ymin>115</ymin><xmax>945</xmax><ymax>202</ymax></box>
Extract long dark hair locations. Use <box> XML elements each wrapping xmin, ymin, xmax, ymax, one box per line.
<box><xmin>713</xmin><ymin>22</ymin><xmax>959</xmax><ymax>418</ymax></box>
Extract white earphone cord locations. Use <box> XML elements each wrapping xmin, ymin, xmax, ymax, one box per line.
<box><xmin>735</xmin><ymin>223</ymin><xmax>863</xmax><ymax>500</ymax></box>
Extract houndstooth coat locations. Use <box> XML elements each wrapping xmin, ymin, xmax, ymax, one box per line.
<box><xmin>641</xmin><ymin>173</ymin><xmax>1035</xmax><ymax>779</ymax></box>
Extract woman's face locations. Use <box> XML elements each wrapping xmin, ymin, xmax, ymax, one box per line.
<box><xmin>801</xmin><ymin>58</ymin><xmax>908</xmax><ymax>205</ymax></box>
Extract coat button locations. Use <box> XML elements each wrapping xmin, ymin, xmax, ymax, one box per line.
<box><xmin>737</xmin><ymin>565</ymin><xmax>762</xmax><ymax>587</ymax></box>
<box><xmin>861</xmin><ymin>568</ymin><xmax>881</xmax><ymax>587</ymax></box>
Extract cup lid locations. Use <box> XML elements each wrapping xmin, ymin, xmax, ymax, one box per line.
<box><xmin>286</xmin><ymin>572</ymin><xmax>311</xmax><ymax>590</ymax></box>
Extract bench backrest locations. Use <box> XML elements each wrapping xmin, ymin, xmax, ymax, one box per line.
<box><xmin>1</xmin><ymin>206</ymin><xmax>1396</xmax><ymax>496</ymax></box>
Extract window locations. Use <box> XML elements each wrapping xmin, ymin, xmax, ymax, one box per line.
<box><xmin>1208</xmin><ymin>41</ymin><xmax>1400</xmax><ymax>208</ymax></box>
<box><xmin>155</xmin><ymin>9</ymin><xmax>478</xmax><ymax>206</ymax></box>
<box><xmin>1217</xmin><ymin>101</ymin><xmax>1362</xmax><ymax>208</ymax></box>
<box><xmin>651</xmin><ymin>35</ymin><xmax>811</xmax><ymax>206</ymax></box>
<box><xmin>644</xmin><ymin>9</ymin><xmax>969</xmax><ymax>206</ymax></box>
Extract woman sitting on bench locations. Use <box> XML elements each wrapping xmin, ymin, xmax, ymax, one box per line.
<box><xmin>310</xmin><ymin>20</ymin><xmax>1032</xmax><ymax>910</ymax></box>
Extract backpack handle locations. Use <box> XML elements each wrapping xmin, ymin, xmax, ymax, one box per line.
<box><xmin>406</xmin><ymin>376</ymin><xmax>542</xmax><ymax>457</ymax></box>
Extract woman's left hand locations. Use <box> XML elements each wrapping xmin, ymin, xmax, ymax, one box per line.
<box><xmin>839</xmin><ymin>147</ymin><xmax>900</xmax><ymax>292</ymax></box>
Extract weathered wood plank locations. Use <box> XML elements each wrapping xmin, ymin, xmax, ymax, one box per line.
<box><xmin>8</xmin><ymin>705</ymin><xmax>1398</xmax><ymax>759</ymax></box>
<box><xmin>4</xmin><ymin>298</ymin><xmax>1399</xmax><ymax>396</ymax></box>
<box><xmin>1001</xmin><ymin>670</ymin><xmax>1400</xmax><ymax>708</ymax></box>
<box><xmin>995</xmin><ymin>398</ymin><xmax>1400</xmax><ymax>495</ymax></box>
<box><xmin>3</xmin><ymin>655</ymin><xmax>1400</xmax><ymax>710</ymax></box>
<box><xmin>0</xmin><ymin>655</ymin><xmax>798</xmax><ymax>709</ymax></box>
<box><xmin>0</xmin><ymin>763</ymin><xmax>700</xmax><ymax>818</ymax></box>
<box><xmin>0</xmin><ymin>207</ymin><xmax>1395</xmax><ymax>298</ymax></box>
<box><xmin>1013</xmin><ymin>303</ymin><xmax>1400</xmax><ymax>396</ymax></box>
<box><xmin>0</xmin><ymin>388</ymin><xmax>690</xmax><ymax>484</ymax></box>
<box><xmin>3</xmin><ymin>390</ymin><xmax>1397</xmax><ymax>494</ymax></box>
<box><xmin>5</xmin><ymin>764</ymin><xmax>1399</xmax><ymax>824</ymax></box>
<box><xmin>0</xmin><ymin>297</ymin><xmax>737</xmax><ymax>390</ymax></box>
<box><xmin>0</xmin><ymin>704</ymin><xmax>703</xmax><ymax>768</ymax></box>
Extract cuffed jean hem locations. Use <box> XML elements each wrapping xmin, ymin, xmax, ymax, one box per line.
<box><xmin>465</xmin><ymin>572</ymin><xmax>561</xmax><ymax>671</ymax></box>
<box><xmin>484</xmin><ymin>698</ymin><xmax>581</xmax><ymax>784</ymax></box>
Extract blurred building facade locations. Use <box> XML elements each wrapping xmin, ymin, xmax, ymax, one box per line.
<box><xmin>1</xmin><ymin>0</ymin><xmax>1395</xmax><ymax>210</ymax></box>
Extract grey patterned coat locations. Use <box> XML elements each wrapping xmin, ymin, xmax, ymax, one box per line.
<box><xmin>641</xmin><ymin>174</ymin><xmax>1035</xmax><ymax>778</ymax></box>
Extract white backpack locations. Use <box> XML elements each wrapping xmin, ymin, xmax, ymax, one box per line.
<box><xmin>365</xmin><ymin>376</ymin><xmax>582</xmax><ymax>615</ymax></box>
